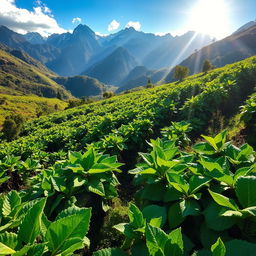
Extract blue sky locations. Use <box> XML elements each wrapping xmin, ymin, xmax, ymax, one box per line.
<box><xmin>3</xmin><ymin>0</ymin><xmax>256</xmax><ymax>38</ymax></box>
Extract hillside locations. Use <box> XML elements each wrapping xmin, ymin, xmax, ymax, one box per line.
<box><xmin>0</xmin><ymin>48</ymin><xmax>71</xmax><ymax>98</ymax></box>
<box><xmin>165</xmin><ymin>24</ymin><xmax>256</xmax><ymax>82</ymax></box>
<box><xmin>1</xmin><ymin>56</ymin><xmax>256</xmax><ymax>158</ymax></box>
<box><xmin>0</xmin><ymin>94</ymin><xmax>67</xmax><ymax>126</ymax></box>
<box><xmin>54</xmin><ymin>75</ymin><xmax>106</xmax><ymax>97</ymax></box>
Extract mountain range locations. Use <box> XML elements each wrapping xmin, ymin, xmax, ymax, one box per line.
<box><xmin>0</xmin><ymin>24</ymin><xmax>212</xmax><ymax>86</ymax></box>
<box><xmin>0</xmin><ymin>21</ymin><xmax>256</xmax><ymax>96</ymax></box>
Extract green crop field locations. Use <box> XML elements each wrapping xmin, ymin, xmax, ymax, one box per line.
<box><xmin>0</xmin><ymin>56</ymin><xmax>256</xmax><ymax>256</ymax></box>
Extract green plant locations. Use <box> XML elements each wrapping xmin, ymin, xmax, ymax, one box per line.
<box><xmin>0</xmin><ymin>191</ymin><xmax>92</xmax><ymax>255</ymax></box>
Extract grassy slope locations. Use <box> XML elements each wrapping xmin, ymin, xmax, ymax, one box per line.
<box><xmin>0</xmin><ymin>94</ymin><xmax>67</xmax><ymax>126</ymax></box>
<box><xmin>1</xmin><ymin>56</ymin><xmax>256</xmax><ymax>158</ymax></box>
<box><xmin>0</xmin><ymin>49</ymin><xmax>71</xmax><ymax>99</ymax></box>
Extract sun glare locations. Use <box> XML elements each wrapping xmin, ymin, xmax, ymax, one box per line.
<box><xmin>189</xmin><ymin>0</ymin><xmax>230</xmax><ymax>39</ymax></box>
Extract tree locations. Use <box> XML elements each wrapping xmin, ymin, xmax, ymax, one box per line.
<box><xmin>146</xmin><ymin>78</ymin><xmax>154</xmax><ymax>88</ymax></box>
<box><xmin>103</xmin><ymin>91</ymin><xmax>114</xmax><ymax>99</ymax></box>
<box><xmin>2</xmin><ymin>114</ymin><xmax>25</xmax><ymax>141</ymax></box>
<box><xmin>202</xmin><ymin>59</ymin><xmax>213</xmax><ymax>73</ymax></box>
<box><xmin>174</xmin><ymin>65</ymin><xmax>189</xmax><ymax>82</ymax></box>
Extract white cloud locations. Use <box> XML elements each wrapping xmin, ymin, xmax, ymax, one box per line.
<box><xmin>107</xmin><ymin>19</ymin><xmax>120</xmax><ymax>32</ymax></box>
<box><xmin>72</xmin><ymin>17</ymin><xmax>82</xmax><ymax>24</ymax></box>
<box><xmin>154</xmin><ymin>32</ymin><xmax>168</xmax><ymax>36</ymax></box>
<box><xmin>95</xmin><ymin>31</ymin><xmax>108</xmax><ymax>37</ymax></box>
<box><xmin>0</xmin><ymin>0</ymin><xmax>66</xmax><ymax>36</ymax></box>
<box><xmin>125</xmin><ymin>21</ymin><xmax>141</xmax><ymax>31</ymax></box>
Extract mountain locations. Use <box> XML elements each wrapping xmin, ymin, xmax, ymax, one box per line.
<box><xmin>46</xmin><ymin>24</ymin><xmax>101</xmax><ymax>76</ymax></box>
<box><xmin>165</xmin><ymin>24</ymin><xmax>256</xmax><ymax>82</ymax></box>
<box><xmin>0</xmin><ymin>24</ymin><xmax>212</xmax><ymax>80</ymax></box>
<box><xmin>0</xmin><ymin>25</ymin><xmax>60</xmax><ymax>64</ymax></box>
<box><xmin>233</xmin><ymin>20</ymin><xmax>256</xmax><ymax>34</ymax></box>
<box><xmin>54</xmin><ymin>76</ymin><xmax>106</xmax><ymax>97</ymax></box>
<box><xmin>0</xmin><ymin>46</ymin><xmax>71</xmax><ymax>98</ymax></box>
<box><xmin>143</xmin><ymin>31</ymin><xmax>212</xmax><ymax>69</ymax></box>
<box><xmin>117</xmin><ymin>66</ymin><xmax>169</xmax><ymax>92</ymax></box>
<box><xmin>83</xmin><ymin>47</ymin><xmax>138</xmax><ymax>85</ymax></box>
<box><xmin>24</xmin><ymin>32</ymin><xmax>46</xmax><ymax>44</ymax></box>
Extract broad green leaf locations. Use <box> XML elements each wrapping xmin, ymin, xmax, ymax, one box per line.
<box><xmin>128</xmin><ymin>204</ymin><xmax>145</xmax><ymax>229</ymax></box>
<box><xmin>93</xmin><ymin>248</ymin><xmax>128</xmax><ymax>256</ymax></box>
<box><xmin>149</xmin><ymin>217</ymin><xmax>163</xmax><ymax>228</ymax></box>
<box><xmin>201</xmin><ymin>135</ymin><xmax>218</xmax><ymax>150</ymax></box>
<box><xmin>45</xmin><ymin>207</ymin><xmax>91</xmax><ymax>255</ymax></box>
<box><xmin>68</xmin><ymin>151</ymin><xmax>82</xmax><ymax>164</ymax></box>
<box><xmin>88</xmin><ymin>178</ymin><xmax>105</xmax><ymax>196</ymax></box>
<box><xmin>131</xmin><ymin>242</ymin><xmax>150</xmax><ymax>256</ymax></box>
<box><xmin>214</xmin><ymin>130</ymin><xmax>227</xmax><ymax>149</ymax></box>
<box><xmin>113</xmin><ymin>223</ymin><xmax>127</xmax><ymax>233</ymax></box>
<box><xmin>2</xmin><ymin>191</ymin><xmax>21</xmax><ymax>217</ymax></box>
<box><xmin>142</xmin><ymin>205</ymin><xmax>167</xmax><ymax>227</ymax></box>
<box><xmin>166</xmin><ymin>172</ymin><xmax>189</xmax><ymax>194</ymax></box>
<box><xmin>168</xmin><ymin>202</ymin><xmax>185</xmax><ymax>229</ymax></box>
<box><xmin>189</xmin><ymin>175</ymin><xmax>211</xmax><ymax>194</ymax></box>
<box><xmin>237</xmin><ymin>144</ymin><xmax>255</xmax><ymax>162</ymax></box>
<box><xmin>225</xmin><ymin>239</ymin><xmax>256</xmax><ymax>256</ymax></box>
<box><xmin>57</xmin><ymin>237</ymin><xmax>84</xmax><ymax>256</ymax></box>
<box><xmin>240</xmin><ymin>206</ymin><xmax>256</xmax><ymax>216</ymax></box>
<box><xmin>26</xmin><ymin>244</ymin><xmax>46</xmax><ymax>256</ymax></box>
<box><xmin>145</xmin><ymin>224</ymin><xmax>168</xmax><ymax>256</ymax></box>
<box><xmin>0</xmin><ymin>242</ymin><xmax>16</xmax><ymax>255</ymax></box>
<box><xmin>0</xmin><ymin>232</ymin><xmax>18</xmax><ymax>250</ymax></box>
<box><xmin>204</xmin><ymin>203</ymin><xmax>237</xmax><ymax>231</ymax></box>
<box><xmin>180</xmin><ymin>199</ymin><xmax>200</xmax><ymax>217</ymax></box>
<box><xmin>164</xmin><ymin>228</ymin><xmax>183</xmax><ymax>256</ymax></box>
<box><xmin>81</xmin><ymin>148</ymin><xmax>95</xmax><ymax>170</ymax></box>
<box><xmin>17</xmin><ymin>198</ymin><xmax>46</xmax><ymax>244</ymax></box>
<box><xmin>141</xmin><ymin>182</ymin><xmax>166</xmax><ymax>201</ymax></box>
<box><xmin>221</xmin><ymin>210</ymin><xmax>243</xmax><ymax>217</ymax></box>
<box><xmin>12</xmin><ymin>245</ymin><xmax>31</xmax><ymax>256</ymax></box>
<box><xmin>193</xmin><ymin>142</ymin><xmax>215</xmax><ymax>155</ymax></box>
<box><xmin>234</xmin><ymin>167</ymin><xmax>253</xmax><ymax>183</ymax></box>
<box><xmin>208</xmin><ymin>190</ymin><xmax>238</xmax><ymax>211</ymax></box>
<box><xmin>211</xmin><ymin>238</ymin><xmax>226</xmax><ymax>256</ymax></box>
<box><xmin>235</xmin><ymin>176</ymin><xmax>256</xmax><ymax>208</ymax></box>
<box><xmin>41</xmin><ymin>214</ymin><xmax>51</xmax><ymax>237</ymax></box>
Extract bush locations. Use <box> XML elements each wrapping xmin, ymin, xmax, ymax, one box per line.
<box><xmin>174</xmin><ymin>65</ymin><xmax>189</xmax><ymax>81</ymax></box>
<box><xmin>2</xmin><ymin>114</ymin><xmax>25</xmax><ymax>141</ymax></box>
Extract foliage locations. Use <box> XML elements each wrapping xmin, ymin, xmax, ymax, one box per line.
<box><xmin>202</xmin><ymin>59</ymin><xmax>213</xmax><ymax>73</ymax></box>
<box><xmin>2</xmin><ymin>114</ymin><xmax>25</xmax><ymax>141</ymax></box>
<box><xmin>174</xmin><ymin>65</ymin><xmax>189</xmax><ymax>81</ymax></box>
<box><xmin>0</xmin><ymin>191</ymin><xmax>92</xmax><ymax>256</ymax></box>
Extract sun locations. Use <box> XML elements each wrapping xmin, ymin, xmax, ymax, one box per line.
<box><xmin>188</xmin><ymin>0</ymin><xmax>231</xmax><ymax>39</ymax></box>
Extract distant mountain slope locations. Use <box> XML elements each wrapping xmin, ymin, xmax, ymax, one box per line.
<box><xmin>99</xmin><ymin>28</ymin><xmax>211</xmax><ymax>70</ymax></box>
<box><xmin>46</xmin><ymin>24</ymin><xmax>101</xmax><ymax>76</ymax></box>
<box><xmin>24</xmin><ymin>32</ymin><xmax>46</xmax><ymax>44</ymax></box>
<box><xmin>0</xmin><ymin>48</ymin><xmax>71</xmax><ymax>98</ymax></box>
<box><xmin>0</xmin><ymin>44</ymin><xmax>54</xmax><ymax>76</ymax></box>
<box><xmin>117</xmin><ymin>66</ymin><xmax>168</xmax><ymax>92</ymax></box>
<box><xmin>144</xmin><ymin>32</ymin><xmax>211</xmax><ymax>69</ymax></box>
<box><xmin>54</xmin><ymin>76</ymin><xmax>106</xmax><ymax>97</ymax></box>
<box><xmin>83</xmin><ymin>47</ymin><xmax>138</xmax><ymax>85</ymax></box>
<box><xmin>165</xmin><ymin>25</ymin><xmax>256</xmax><ymax>82</ymax></box>
<box><xmin>233</xmin><ymin>20</ymin><xmax>256</xmax><ymax>34</ymax></box>
<box><xmin>0</xmin><ymin>25</ymin><xmax>60</xmax><ymax>64</ymax></box>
